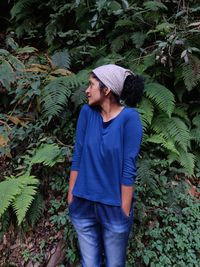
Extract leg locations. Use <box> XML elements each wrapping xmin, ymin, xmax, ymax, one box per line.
<box><xmin>69</xmin><ymin>197</ymin><xmax>103</xmax><ymax>267</ymax></box>
<box><xmin>97</xmin><ymin>203</ymin><xmax>134</xmax><ymax>267</ymax></box>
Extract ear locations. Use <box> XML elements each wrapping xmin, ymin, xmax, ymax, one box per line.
<box><xmin>104</xmin><ymin>87</ymin><xmax>111</xmax><ymax>96</ymax></box>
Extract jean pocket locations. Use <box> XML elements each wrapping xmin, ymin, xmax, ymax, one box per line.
<box><xmin>120</xmin><ymin>204</ymin><xmax>133</xmax><ymax>220</ymax></box>
<box><xmin>68</xmin><ymin>196</ymin><xmax>76</xmax><ymax>209</ymax></box>
<box><xmin>120</xmin><ymin>206</ymin><xmax>131</xmax><ymax>220</ymax></box>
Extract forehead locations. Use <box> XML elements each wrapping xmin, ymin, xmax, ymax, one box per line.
<box><xmin>88</xmin><ymin>74</ymin><xmax>99</xmax><ymax>83</ymax></box>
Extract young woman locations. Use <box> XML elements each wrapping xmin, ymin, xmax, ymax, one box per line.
<box><xmin>67</xmin><ymin>64</ymin><xmax>143</xmax><ymax>267</ymax></box>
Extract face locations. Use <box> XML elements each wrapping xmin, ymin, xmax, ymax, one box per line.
<box><xmin>85</xmin><ymin>76</ymin><xmax>103</xmax><ymax>106</ymax></box>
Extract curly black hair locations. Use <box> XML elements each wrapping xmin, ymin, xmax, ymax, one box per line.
<box><xmin>121</xmin><ymin>74</ymin><xmax>144</xmax><ymax>107</ymax></box>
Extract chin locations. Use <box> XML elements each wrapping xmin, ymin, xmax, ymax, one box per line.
<box><xmin>88</xmin><ymin>100</ymin><xmax>96</xmax><ymax>106</ymax></box>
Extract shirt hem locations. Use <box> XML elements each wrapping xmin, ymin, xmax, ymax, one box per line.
<box><xmin>72</xmin><ymin>192</ymin><xmax>121</xmax><ymax>206</ymax></box>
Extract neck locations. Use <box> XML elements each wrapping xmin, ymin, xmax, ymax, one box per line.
<box><xmin>99</xmin><ymin>100</ymin><xmax>123</xmax><ymax>122</ymax></box>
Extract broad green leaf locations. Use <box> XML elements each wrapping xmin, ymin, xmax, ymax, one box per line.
<box><xmin>0</xmin><ymin>60</ymin><xmax>15</xmax><ymax>89</ymax></box>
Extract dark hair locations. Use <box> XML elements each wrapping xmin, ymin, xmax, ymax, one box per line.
<box><xmin>121</xmin><ymin>74</ymin><xmax>144</xmax><ymax>107</ymax></box>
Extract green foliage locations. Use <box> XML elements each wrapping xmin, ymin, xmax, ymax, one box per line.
<box><xmin>41</xmin><ymin>70</ymin><xmax>88</xmax><ymax>118</ymax></box>
<box><xmin>182</xmin><ymin>55</ymin><xmax>200</xmax><ymax>91</ymax></box>
<box><xmin>127</xmin><ymin>156</ymin><xmax>200</xmax><ymax>266</ymax></box>
<box><xmin>1</xmin><ymin>1</ymin><xmax>200</xmax><ymax>265</ymax></box>
<box><xmin>0</xmin><ymin>48</ymin><xmax>24</xmax><ymax>90</ymax></box>
<box><xmin>51</xmin><ymin>50</ymin><xmax>71</xmax><ymax>69</ymax></box>
<box><xmin>26</xmin><ymin>192</ymin><xmax>45</xmax><ymax>227</ymax></box>
<box><xmin>30</xmin><ymin>143</ymin><xmax>64</xmax><ymax>167</ymax></box>
<box><xmin>144</xmin><ymin>83</ymin><xmax>175</xmax><ymax>117</ymax></box>
<box><xmin>0</xmin><ymin>174</ymin><xmax>39</xmax><ymax>225</ymax></box>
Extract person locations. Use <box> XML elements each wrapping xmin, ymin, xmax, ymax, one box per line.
<box><xmin>67</xmin><ymin>64</ymin><xmax>143</xmax><ymax>267</ymax></box>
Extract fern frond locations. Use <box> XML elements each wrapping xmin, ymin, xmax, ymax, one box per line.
<box><xmin>10</xmin><ymin>0</ymin><xmax>37</xmax><ymax>20</ymax></box>
<box><xmin>30</xmin><ymin>143</ymin><xmax>63</xmax><ymax>167</ymax></box>
<box><xmin>145</xmin><ymin>134</ymin><xmax>179</xmax><ymax>155</ymax></box>
<box><xmin>51</xmin><ymin>50</ymin><xmax>71</xmax><ymax>70</ymax></box>
<box><xmin>138</xmin><ymin>97</ymin><xmax>154</xmax><ymax>125</ymax></box>
<box><xmin>26</xmin><ymin>192</ymin><xmax>44</xmax><ymax>227</ymax></box>
<box><xmin>192</xmin><ymin>114</ymin><xmax>200</xmax><ymax>127</ymax></box>
<box><xmin>178</xmin><ymin>148</ymin><xmax>195</xmax><ymax>176</ymax></box>
<box><xmin>191</xmin><ymin>114</ymin><xmax>200</xmax><ymax>145</ymax></box>
<box><xmin>0</xmin><ymin>174</ymin><xmax>39</xmax><ymax>225</ymax></box>
<box><xmin>137</xmin><ymin>159</ymin><xmax>157</xmax><ymax>188</ymax></box>
<box><xmin>172</xmin><ymin>106</ymin><xmax>189</xmax><ymax>123</ymax></box>
<box><xmin>41</xmin><ymin>71</ymin><xmax>88</xmax><ymax>118</ymax></box>
<box><xmin>144</xmin><ymin>83</ymin><xmax>175</xmax><ymax>117</ymax></box>
<box><xmin>182</xmin><ymin>55</ymin><xmax>200</xmax><ymax>91</ymax></box>
<box><xmin>41</xmin><ymin>77</ymin><xmax>72</xmax><ymax>118</ymax></box>
<box><xmin>136</xmin><ymin>108</ymin><xmax>149</xmax><ymax>132</ymax></box>
<box><xmin>0</xmin><ymin>178</ymin><xmax>21</xmax><ymax>217</ymax></box>
<box><xmin>143</xmin><ymin>1</ymin><xmax>168</xmax><ymax>11</ymax></box>
<box><xmin>151</xmin><ymin>115</ymin><xmax>190</xmax><ymax>151</ymax></box>
<box><xmin>190</xmin><ymin>128</ymin><xmax>200</xmax><ymax>145</ymax></box>
<box><xmin>12</xmin><ymin>185</ymin><xmax>37</xmax><ymax>225</ymax></box>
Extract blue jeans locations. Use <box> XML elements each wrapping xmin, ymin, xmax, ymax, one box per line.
<box><xmin>69</xmin><ymin>197</ymin><xmax>134</xmax><ymax>267</ymax></box>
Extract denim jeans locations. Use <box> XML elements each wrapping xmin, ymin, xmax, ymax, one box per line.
<box><xmin>68</xmin><ymin>197</ymin><xmax>134</xmax><ymax>267</ymax></box>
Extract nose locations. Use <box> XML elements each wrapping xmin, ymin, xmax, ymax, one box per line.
<box><xmin>85</xmin><ymin>86</ymin><xmax>90</xmax><ymax>94</ymax></box>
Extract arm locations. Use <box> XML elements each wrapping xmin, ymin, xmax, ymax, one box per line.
<box><xmin>67</xmin><ymin>170</ymin><xmax>78</xmax><ymax>204</ymax></box>
<box><xmin>121</xmin><ymin>185</ymin><xmax>133</xmax><ymax>216</ymax></box>
<box><xmin>121</xmin><ymin>111</ymin><xmax>143</xmax><ymax>216</ymax></box>
<box><xmin>67</xmin><ymin>105</ymin><xmax>88</xmax><ymax>203</ymax></box>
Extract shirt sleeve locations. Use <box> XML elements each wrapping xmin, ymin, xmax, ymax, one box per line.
<box><xmin>71</xmin><ymin>104</ymin><xmax>88</xmax><ymax>171</ymax></box>
<box><xmin>121</xmin><ymin>111</ymin><xmax>143</xmax><ymax>186</ymax></box>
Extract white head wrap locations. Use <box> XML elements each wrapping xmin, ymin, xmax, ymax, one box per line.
<box><xmin>92</xmin><ymin>64</ymin><xmax>134</xmax><ymax>96</ymax></box>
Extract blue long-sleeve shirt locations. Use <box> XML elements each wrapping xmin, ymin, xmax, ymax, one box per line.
<box><xmin>71</xmin><ymin>104</ymin><xmax>142</xmax><ymax>206</ymax></box>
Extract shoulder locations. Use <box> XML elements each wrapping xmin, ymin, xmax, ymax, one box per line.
<box><xmin>79</xmin><ymin>104</ymin><xmax>98</xmax><ymax>121</ymax></box>
<box><xmin>123</xmin><ymin>107</ymin><xmax>141</xmax><ymax>122</ymax></box>
<box><xmin>81</xmin><ymin>104</ymin><xmax>97</xmax><ymax>113</ymax></box>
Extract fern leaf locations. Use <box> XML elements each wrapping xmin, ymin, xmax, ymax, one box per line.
<box><xmin>41</xmin><ymin>77</ymin><xmax>72</xmax><ymax>118</ymax></box>
<box><xmin>0</xmin><ymin>178</ymin><xmax>21</xmax><ymax>217</ymax></box>
<box><xmin>182</xmin><ymin>55</ymin><xmax>200</xmax><ymax>91</ymax></box>
<box><xmin>137</xmin><ymin>159</ymin><xmax>157</xmax><ymax>188</ymax></box>
<box><xmin>178</xmin><ymin>148</ymin><xmax>195</xmax><ymax>176</ymax></box>
<box><xmin>144</xmin><ymin>83</ymin><xmax>175</xmax><ymax>117</ymax></box>
<box><xmin>12</xmin><ymin>185</ymin><xmax>37</xmax><ymax>225</ymax></box>
<box><xmin>143</xmin><ymin>1</ymin><xmax>168</xmax><ymax>11</ymax></box>
<box><xmin>26</xmin><ymin>192</ymin><xmax>44</xmax><ymax>227</ymax></box>
<box><xmin>145</xmin><ymin>134</ymin><xmax>179</xmax><ymax>155</ymax></box>
<box><xmin>151</xmin><ymin>116</ymin><xmax>190</xmax><ymax>151</ymax></box>
<box><xmin>172</xmin><ymin>106</ymin><xmax>189</xmax><ymax>123</ymax></box>
<box><xmin>51</xmin><ymin>50</ymin><xmax>71</xmax><ymax>70</ymax></box>
<box><xmin>138</xmin><ymin>97</ymin><xmax>154</xmax><ymax>125</ymax></box>
<box><xmin>41</xmin><ymin>71</ymin><xmax>88</xmax><ymax>118</ymax></box>
<box><xmin>10</xmin><ymin>0</ymin><xmax>35</xmax><ymax>20</ymax></box>
<box><xmin>136</xmin><ymin>108</ymin><xmax>149</xmax><ymax>132</ymax></box>
<box><xmin>30</xmin><ymin>143</ymin><xmax>63</xmax><ymax>167</ymax></box>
